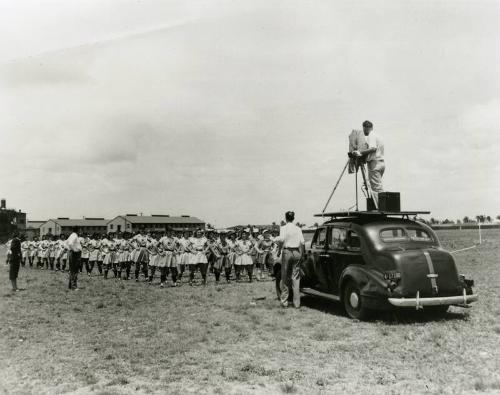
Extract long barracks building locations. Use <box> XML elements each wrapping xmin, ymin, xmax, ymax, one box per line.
<box><xmin>40</xmin><ymin>218</ymin><xmax>109</xmax><ymax>237</ymax></box>
<box><xmin>38</xmin><ymin>214</ymin><xmax>205</xmax><ymax>237</ymax></box>
<box><xmin>107</xmin><ymin>215</ymin><xmax>205</xmax><ymax>234</ymax></box>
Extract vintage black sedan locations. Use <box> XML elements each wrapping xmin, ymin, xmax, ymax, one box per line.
<box><xmin>301</xmin><ymin>211</ymin><xmax>477</xmax><ymax>320</ymax></box>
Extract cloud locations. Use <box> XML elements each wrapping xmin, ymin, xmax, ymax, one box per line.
<box><xmin>0</xmin><ymin>1</ymin><xmax>499</xmax><ymax>225</ymax></box>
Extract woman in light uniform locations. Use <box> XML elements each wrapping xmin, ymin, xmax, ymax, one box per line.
<box><xmin>80</xmin><ymin>235</ymin><xmax>90</xmax><ymax>275</ymax></box>
<box><xmin>156</xmin><ymin>238</ymin><xmax>168</xmax><ymax>287</ymax></box>
<box><xmin>234</xmin><ymin>229</ymin><xmax>254</xmax><ymax>282</ymax></box>
<box><xmin>255</xmin><ymin>230</ymin><xmax>275</xmax><ymax>280</ymax></box>
<box><xmin>226</xmin><ymin>232</ymin><xmax>237</xmax><ymax>279</ymax></box>
<box><xmin>28</xmin><ymin>239</ymin><xmax>37</xmax><ymax>268</ymax></box>
<box><xmin>101</xmin><ymin>235</ymin><xmax>112</xmax><ymax>279</ymax></box>
<box><xmin>147</xmin><ymin>236</ymin><xmax>159</xmax><ymax>284</ymax></box>
<box><xmin>213</xmin><ymin>231</ymin><xmax>232</xmax><ymax>283</ymax></box>
<box><xmin>21</xmin><ymin>238</ymin><xmax>29</xmax><ymax>267</ymax></box>
<box><xmin>47</xmin><ymin>235</ymin><xmax>57</xmax><ymax>270</ymax></box>
<box><xmin>162</xmin><ymin>229</ymin><xmax>178</xmax><ymax>287</ymax></box>
<box><xmin>39</xmin><ymin>236</ymin><xmax>49</xmax><ymax>269</ymax></box>
<box><xmin>120</xmin><ymin>237</ymin><xmax>132</xmax><ymax>280</ymax></box>
<box><xmin>176</xmin><ymin>230</ymin><xmax>191</xmax><ymax>284</ymax></box>
<box><xmin>57</xmin><ymin>234</ymin><xmax>68</xmax><ymax>271</ymax></box>
<box><xmin>134</xmin><ymin>235</ymin><xmax>149</xmax><ymax>282</ymax></box>
<box><xmin>189</xmin><ymin>229</ymin><xmax>209</xmax><ymax>286</ymax></box>
<box><xmin>88</xmin><ymin>235</ymin><xmax>102</xmax><ymax>276</ymax></box>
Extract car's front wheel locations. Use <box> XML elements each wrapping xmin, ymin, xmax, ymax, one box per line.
<box><xmin>343</xmin><ymin>280</ymin><xmax>371</xmax><ymax>320</ymax></box>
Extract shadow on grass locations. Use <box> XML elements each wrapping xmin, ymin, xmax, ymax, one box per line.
<box><xmin>301</xmin><ymin>295</ymin><xmax>470</xmax><ymax>324</ymax></box>
<box><xmin>300</xmin><ymin>295</ymin><xmax>346</xmax><ymax>317</ymax></box>
<box><xmin>387</xmin><ymin>309</ymin><xmax>470</xmax><ymax>324</ymax></box>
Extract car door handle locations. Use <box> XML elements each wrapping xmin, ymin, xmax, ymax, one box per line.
<box><xmin>319</xmin><ymin>254</ymin><xmax>329</xmax><ymax>257</ymax></box>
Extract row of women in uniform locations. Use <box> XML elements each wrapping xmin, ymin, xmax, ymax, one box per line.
<box><xmin>12</xmin><ymin>227</ymin><xmax>281</xmax><ymax>287</ymax></box>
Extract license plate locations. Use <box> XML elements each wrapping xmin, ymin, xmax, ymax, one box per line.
<box><xmin>384</xmin><ymin>271</ymin><xmax>401</xmax><ymax>280</ymax></box>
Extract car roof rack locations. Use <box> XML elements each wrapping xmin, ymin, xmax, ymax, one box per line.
<box><xmin>314</xmin><ymin>210</ymin><xmax>430</xmax><ymax>219</ymax></box>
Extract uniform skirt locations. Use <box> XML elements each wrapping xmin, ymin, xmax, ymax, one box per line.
<box><xmin>177</xmin><ymin>252</ymin><xmax>189</xmax><ymax>266</ymax></box>
<box><xmin>89</xmin><ymin>249</ymin><xmax>100</xmax><ymax>262</ymax></box>
<box><xmin>103</xmin><ymin>252</ymin><xmax>116</xmax><ymax>265</ymax></box>
<box><xmin>157</xmin><ymin>253</ymin><xmax>167</xmax><ymax>268</ymax></box>
<box><xmin>190</xmin><ymin>251</ymin><xmax>208</xmax><ymax>265</ymax></box>
<box><xmin>213</xmin><ymin>254</ymin><xmax>231</xmax><ymax>270</ymax></box>
<box><xmin>149</xmin><ymin>254</ymin><xmax>158</xmax><ymax>267</ymax></box>
<box><xmin>136</xmin><ymin>248</ymin><xmax>148</xmax><ymax>264</ymax></box>
<box><xmin>259</xmin><ymin>251</ymin><xmax>274</xmax><ymax>266</ymax></box>
<box><xmin>165</xmin><ymin>251</ymin><xmax>176</xmax><ymax>268</ymax></box>
<box><xmin>130</xmin><ymin>249</ymin><xmax>139</xmax><ymax>262</ymax></box>
<box><xmin>234</xmin><ymin>253</ymin><xmax>253</xmax><ymax>266</ymax></box>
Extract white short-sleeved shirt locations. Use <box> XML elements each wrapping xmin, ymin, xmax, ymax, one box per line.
<box><xmin>66</xmin><ymin>232</ymin><xmax>82</xmax><ymax>252</ymax></box>
<box><xmin>365</xmin><ymin>131</ymin><xmax>384</xmax><ymax>162</ymax></box>
<box><xmin>276</xmin><ymin>223</ymin><xmax>305</xmax><ymax>249</ymax></box>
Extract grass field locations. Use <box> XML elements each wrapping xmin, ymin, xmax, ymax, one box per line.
<box><xmin>0</xmin><ymin>229</ymin><xmax>499</xmax><ymax>394</ymax></box>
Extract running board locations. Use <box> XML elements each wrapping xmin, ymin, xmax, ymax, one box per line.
<box><xmin>301</xmin><ymin>287</ymin><xmax>340</xmax><ymax>302</ymax></box>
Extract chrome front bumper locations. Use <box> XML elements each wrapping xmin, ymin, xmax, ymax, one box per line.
<box><xmin>388</xmin><ymin>290</ymin><xmax>478</xmax><ymax>309</ymax></box>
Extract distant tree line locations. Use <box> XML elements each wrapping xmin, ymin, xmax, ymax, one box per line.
<box><xmin>423</xmin><ymin>215</ymin><xmax>498</xmax><ymax>225</ymax></box>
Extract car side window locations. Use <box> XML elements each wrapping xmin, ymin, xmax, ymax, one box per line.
<box><xmin>406</xmin><ymin>228</ymin><xmax>432</xmax><ymax>242</ymax></box>
<box><xmin>317</xmin><ymin>228</ymin><xmax>327</xmax><ymax>247</ymax></box>
<box><xmin>312</xmin><ymin>228</ymin><xmax>327</xmax><ymax>248</ymax></box>
<box><xmin>380</xmin><ymin>228</ymin><xmax>408</xmax><ymax>242</ymax></box>
<box><xmin>330</xmin><ymin>227</ymin><xmax>347</xmax><ymax>250</ymax></box>
<box><xmin>346</xmin><ymin>230</ymin><xmax>361</xmax><ymax>252</ymax></box>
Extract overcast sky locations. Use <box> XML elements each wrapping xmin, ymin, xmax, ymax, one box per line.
<box><xmin>0</xmin><ymin>0</ymin><xmax>499</xmax><ymax>227</ymax></box>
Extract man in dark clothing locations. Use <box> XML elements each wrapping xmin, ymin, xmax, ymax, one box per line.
<box><xmin>66</xmin><ymin>227</ymin><xmax>82</xmax><ymax>290</ymax></box>
<box><xmin>9</xmin><ymin>232</ymin><xmax>22</xmax><ymax>291</ymax></box>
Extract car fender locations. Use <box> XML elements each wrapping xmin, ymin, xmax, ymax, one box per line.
<box><xmin>339</xmin><ymin>265</ymin><xmax>389</xmax><ymax>302</ymax></box>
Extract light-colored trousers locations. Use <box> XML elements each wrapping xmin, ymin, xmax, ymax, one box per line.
<box><xmin>280</xmin><ymin>249</ymin><xmax>301</xmax><ymax>308</ymax></box>
<box><xmin>367</xmin><ymin>159</ymin><xmax>385</xmax><ymax>204</ymax></box>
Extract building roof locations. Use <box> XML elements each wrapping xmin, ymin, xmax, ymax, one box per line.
<box><xmin>26</xmin><ymin>221</ymin><xmax>46</xmax><ymax>229</ymax></box>
<box><xmin>47</xmin><ymin>218</ymin><xmax>110</xmax><ymax>227</ymax></box>
<box><xmin>116</xmin><ymin>215</ymin><xmax>205</xmax><ymax>225</ymax></box>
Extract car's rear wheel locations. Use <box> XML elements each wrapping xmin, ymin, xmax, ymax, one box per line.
<box><xmin>343</xmin><ymin>280</ymin><xmax>371</xmax><ymax>320</ymax></box>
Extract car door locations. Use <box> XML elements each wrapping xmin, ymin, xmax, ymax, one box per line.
<box><xmin>329</xmin><ymin>226</ymin><xmax>366</xmax><ymax>294</ymax></box>
<box><xmin>310</xmin><ymin>226</ymin><xmax>331</xmax><ymax>292</ymax></box>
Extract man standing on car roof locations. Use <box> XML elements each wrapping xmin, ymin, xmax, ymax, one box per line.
<box><xmin>352</xmin><ymin>120</ymin><xmax>385</xmax><ymax>205</ymax></box>
<box><xmin>275</xmin><ymin>211</ymin><xmax>305</xmax><ymax>308</ymax></box>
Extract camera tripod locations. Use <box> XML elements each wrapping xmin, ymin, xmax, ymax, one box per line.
<box><xmin>321</xmin><ymin>156</ymin><xmax>378</xmax><ymax>214</ymax></box>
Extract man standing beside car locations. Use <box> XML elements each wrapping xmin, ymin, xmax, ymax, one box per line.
<box><xmin>276</xmin><ymin>211</ymin><xmax>305</xmax><ymax>308</ymax></box>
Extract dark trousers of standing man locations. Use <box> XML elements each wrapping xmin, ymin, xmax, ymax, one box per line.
<box><xmin>280</xmin><ymin>248</ymin><xmax>301</xmax><ymax>308</ymax></box>
<box><xmin>68</xmin><ymin>251</ymin><xmax>81</xmax><ymax>290</ymax></box>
